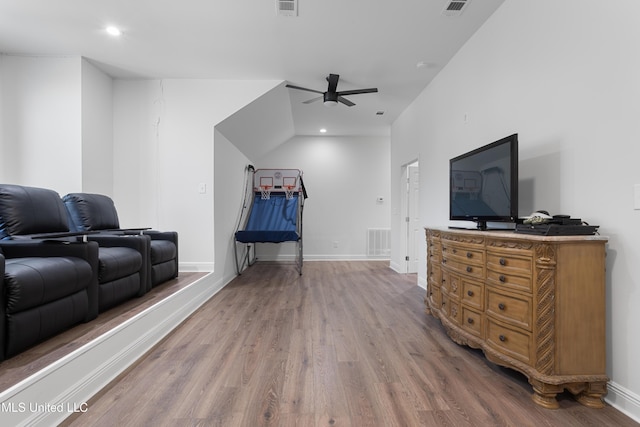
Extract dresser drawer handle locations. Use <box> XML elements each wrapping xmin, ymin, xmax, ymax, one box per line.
<box><xmin>499</xmin><ymin>334</ymin><xmax>507</xmax><ymax>342</ymax></box>
<box><xmin>467</xmin><ymin>318</ymin><xmax>474</xmax><ymax>324</ymax></box>
<box><xmin>452</xmin><ymin>248</ymin><xmax>457</xmax><ymax>254</ymax></box>
<box><xmin>466</xmin><ymin>266</ymin><xmax>472</xmax><ymax>273</ymax></box>
<box><xmin>499</xmin><ymin>258</ymin><xmax>506</xmax><ymax>266</ymax></box>
<box><xmin>498</xmin><ymin>303</ymin><xmax>506</xmax><ymax>310</ymax></box>
<box><xmin>467</xmin><ymin>252</ymin><xmax>472</xmax><ymax>258</ymax></box>
<box><xmin>467</xmin><ymin>290</ymin><xmax>474</xmax><ymax>297</ymax></box>
<box><xmin>442</xmin><ymin>259</ymin><xmax>447</xmax><ymax>264</ymax></box>
<box><xmin>499</xmin><ymin>275</ymin><xmax>506</xmax><ymax>282</ymax></box>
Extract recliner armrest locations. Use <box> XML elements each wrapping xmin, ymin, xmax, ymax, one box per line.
<box><xmin>0</xmin><ymin>239</ymin><xmax>99</xmax><ymax>262</ymax></box>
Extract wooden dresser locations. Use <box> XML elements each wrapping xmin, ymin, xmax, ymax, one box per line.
<box><xmin>425</xmin><ymin>227</ymin><xmax>608</xmax><ymax>409</ymax></box>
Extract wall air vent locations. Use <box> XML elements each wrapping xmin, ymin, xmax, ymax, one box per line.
<box><xmin>442</xmin><ymin>0</ymin><xmax>470</xmax><ymax>16</ymax></box>
<box><xmin>277</xmin><ymin>0</ymin><xmax>298</xmax><ymax>17</ymax></box>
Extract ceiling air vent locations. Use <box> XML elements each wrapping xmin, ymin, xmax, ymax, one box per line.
<box><xmin>442</xmin><ymin>0</ymin><xmax>470</xmax><ymax>16</ymax></box>
<box><xmin>277</xmin><ymin>0</ymin><xmax>298</xmax><ymax>17</ymax></box>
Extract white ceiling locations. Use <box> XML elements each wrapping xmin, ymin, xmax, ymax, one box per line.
<box><xmin>0</xmin><ymin>0</ymin><xmax>504</xmax><ymax>137</ymax></box>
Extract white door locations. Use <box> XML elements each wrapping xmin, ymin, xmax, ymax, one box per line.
<box><xmin>407</xmin><ymin>163</ymin><xmax>420</xmax><ymax>273</ymax></box>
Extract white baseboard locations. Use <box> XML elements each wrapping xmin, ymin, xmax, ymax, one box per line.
<box><xmin>417</xmin><ymin>275</ymin><xmax>427</xmax><ymax>290</ymax></box>
<box><xmin>0</xmin><ymin>272</ymin><xmax>226</xmax><ymax>426</ymax></box>
<box><xmin>255</xmin><ymin>254</ymin><xmax>390</xmax><ymax>262</ymax></box>
<box><xmin>179</xmin><ymin>261</ymin><xmax>215</xmax><ymax>272</ymax></box>
<box><xmin>605</xmin><ymin>380</ymin><xmax>640</xmax><ymax>423</ymax></box>
<box><xmin>388</xmin><ymin>260</ymin><xmax>401</xmax><ymax>273</ymax></box>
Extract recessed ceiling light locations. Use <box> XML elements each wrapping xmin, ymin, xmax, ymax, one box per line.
<box><xmin>319</xmin><ymin>128</ymin><xmax>327</xmax><ymax>133</ymax></box>
<box><xmin>416</xmin><ymin>61</ymin><xmax>437</xmax><ymax>69</ymax></box>
<box><xmin>106</xmin><ymin>26</ymin><xmax>122</xmax><ymax>36</ymax></box>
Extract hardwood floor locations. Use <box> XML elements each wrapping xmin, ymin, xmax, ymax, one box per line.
<box><xmin>59</xmin><ymin>261</ymin><xmax>636</xmax><ymax>427</ymax></box>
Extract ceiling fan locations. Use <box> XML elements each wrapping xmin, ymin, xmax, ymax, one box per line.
<box><xmin>286</xmin><ymin>74</ymin><xmax>378</xmax><ymax>107</ymax></box>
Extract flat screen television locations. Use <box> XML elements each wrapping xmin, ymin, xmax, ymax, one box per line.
<box><xmin>449</xmin><ymin>133</ymin><xmax>518</xmax><ymax>230</ymax></box>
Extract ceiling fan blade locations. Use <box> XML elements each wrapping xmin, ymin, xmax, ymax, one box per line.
<box><xmin>336</xmin><ymin>88</ymin><xmax>378</xmax><ymax>96</ymax></box>
<box><xmin>326</xmin><ymin>74</ymin><xmax>339</xmax><ymax>93</ymax></box>
<box><xmin>303</xmin><ymin>96</ymin><xmax>323</xmax><ymax>104</ymax></box>
<box><xmin>286</xmin><ymin>84</ymin><xmax>324</xmax><ymax>95</ymax></box>
<box><xmin>338</xmin><ymin>96</ymin><xmax>356</xmax><ymax>107</ymax></box>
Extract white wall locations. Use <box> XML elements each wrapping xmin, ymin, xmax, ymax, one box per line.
<box><xmin>0</xmin><ymin>55</ymin><xmax>83</xmax><ymax>192</ymax></box>
<box><xmin>81</xmin><ymin>59</ymin><xmax>114</xmax><ymax>195</ymax></box>
<box><xmin>0</xmin><ymin>55</ymin><xmax>4</xmax><ymax>172</ymax></box>
<box><xmin>255</xmin><ymin>135</ymin><xmax>391</xmax><ymax>260</ymax></box>
<box><xmin>112</xmin><ymin>78</ymin><xmax>282</xmax><ymax>271</ymax></box>
<box><xmin>391</xmin><ymin>0</ymin><xmax>640</xmax><ymax>419</ymax></box>
<box><xmin>213</xmin><ymin>129</ymin><xmax>252</xmax><ymax>283</ymax></box>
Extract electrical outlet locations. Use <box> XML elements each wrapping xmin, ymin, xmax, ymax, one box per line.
<box><xmin>332</xmin><ymin>241</ymin><xmax>339</xmax><ymax>248</ymax></box>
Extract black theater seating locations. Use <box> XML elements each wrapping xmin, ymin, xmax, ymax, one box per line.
<box><xmin>63</xmin><ymin>192</ymin><xmax>178</xmax><ymax>291</ymax></box>
<box><xmin>0</xmin><ymin>184</ymin><xmax>149</xmax><ymax>314</ymax></box>
<box><xmin>0</xmin><ymin>238</ymin><xmax>99</xmax><ymax>361</ymax></box>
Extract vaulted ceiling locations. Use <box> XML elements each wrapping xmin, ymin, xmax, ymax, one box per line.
<box><xmin>0</xmin><ymin>0</ymin><xmax>504</xmax><ymax>138</ymax></box>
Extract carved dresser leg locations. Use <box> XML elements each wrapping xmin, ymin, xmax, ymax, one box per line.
<box><xmin>575</xmin><ymin>381</ymin><xmax>608</xmax><ymax>408</ymax></box>
<box><xmin>531</xmin><ymin>390</ymin><xmax>560</xmax><ymax>409</ymax></box>
<box><xmin>530</xmin><ymin>380</ymin><xmax>561</xmax><ymax>409</ymax></box>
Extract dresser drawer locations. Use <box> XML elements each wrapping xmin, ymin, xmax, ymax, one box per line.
<box><xmin>428</xmin><ymin>284</ymin><xmax>441</xmax><ymax>309</ymax></box>
<box><xmin>428</xmin><ymin>244</ymin><xmax>441</xmax><ymax>263</ymax></box>
<box><xmin>442</xmin><ymin>271</ymin><xmax>462</xmax><ymax>298</ymax></box>
<box><xmin>441</xmin><ymin>293</ymin><xmax>450</xmax><ymax>317</ymax></box>
<box><xmin>486</xmin><ymin>252</ymin><xmax>533</xmax><ymax>276</ymax></box>
<box><xmin>486</xmin><ymin>269</ymin><xmax>532</xmax><ymax>293</ymax></box>
<box><xmin>442</xmin><ymin>274</ymin><xmax>462</xmax><ymax>299</ymax></box>
<box><xmin>442</xmin><ymin>243</ymin><xmax>484</xmax><ymax>266</ymax></box>
<box><xmin>461</xmin><ymin>279</ymin><xmax>483</xmax><ymax>310</ymax></box>
<box><xmin>449</xmin><ymin>299</ymin><xmax>462</xmax><ymax>324</ymax></box>
<box><xmin>442</xmin><ymin>258</ymin><xmax>485</xmax><ymax>280</ymax></box>
<box><xmin>486</xmin><ymin>288</ymin><xmax>533</xmax><ymax>331</ymax></box>
<box><xmin>461</xmin><ymin>307</ymin><xmax>483</xmax><ymax>338</ymax></box>
<box><xmin>428</xmin><ymin>264</ymin><xmax>442</xmax><ymax>286</ymax></box>
<box><xmin>486</xmin><ymin>319</ymin><xmax>532</xmax><ymax>364</ymax></box>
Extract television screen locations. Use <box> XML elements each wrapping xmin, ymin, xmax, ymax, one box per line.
<box><xmin>449</xmin><ymin>134</ymin><xmax>518</xmax><ymax>229</ymax></box>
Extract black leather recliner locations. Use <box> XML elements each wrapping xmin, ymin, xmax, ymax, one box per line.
<box><xmin>63</xmin><ymin>193</ymin><xmax>178</xmax><ymax>291</ymax></box>
<box><xmin>0</xmin><ymin>234</ymin><xmax>99</xmax><ymax>361</ymax></box>
<box><xmin>0</xmin><ymin>184</ymin><xmax>149</xmax><ymax>314</ymax></box>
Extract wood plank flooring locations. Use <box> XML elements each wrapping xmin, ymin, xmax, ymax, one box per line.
<box><xmin>60</xmin><ymin>261</ymin><xmax>637</xmax><ymax>426</ymax></box>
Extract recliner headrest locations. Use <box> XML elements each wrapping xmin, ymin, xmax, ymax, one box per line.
<box><xmin>63</xmin><ymin>193</ymin><xmax>120</xmax><ymax>232</ymax></box>
<box><xmin>0</xmin><ymin>184</ymin><xmax>70</xmax><ymax>239</ymax></box>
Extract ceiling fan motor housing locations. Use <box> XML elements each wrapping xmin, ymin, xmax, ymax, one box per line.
<box><xmin>323</xmin><ymin>92</ymin><xmax>338</xmax><ymax>105</ymax></box>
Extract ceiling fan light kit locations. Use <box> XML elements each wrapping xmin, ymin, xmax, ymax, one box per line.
<box><xmin>286</xmin><ymin>73</ymin><xmax>378</xmax><ymax>107</ymax></box>
<box><xmin>323</xmin><ymin>92</ymin><xmax>338</xmax><ymax>107</ymax></box>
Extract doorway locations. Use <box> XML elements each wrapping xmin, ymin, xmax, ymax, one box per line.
<box><xmin>400</xmin><ymin>161</ymin><xmax>419</xmax><ymax>274</ymax></box>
